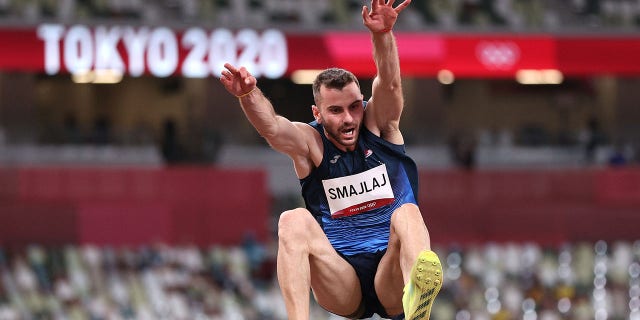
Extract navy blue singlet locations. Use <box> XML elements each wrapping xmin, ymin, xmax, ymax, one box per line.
<box><xmin>300</xmin><ymin>107</ymin><xmax>419</xmax><ymax>256</ymax></box>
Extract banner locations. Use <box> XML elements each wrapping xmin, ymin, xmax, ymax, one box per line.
<box><xmin>1</xmin><ymin>25</ymin><xmax>640</xmax><ymax>78</ymax></box>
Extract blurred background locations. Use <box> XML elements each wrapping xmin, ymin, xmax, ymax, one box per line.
<box><xmin>0</xmin><ymin>0</ymin><xmax>639</xmax><ymax>319</ymax></box>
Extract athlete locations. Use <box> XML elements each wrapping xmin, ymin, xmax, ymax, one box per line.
<box><xmin>219</xmin><ymin>0</ymin><xmax>442</xmax><ymax>319</ymax></box>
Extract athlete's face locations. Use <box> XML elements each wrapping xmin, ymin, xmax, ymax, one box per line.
<box><xmin>312</xmin><ymin>82</ymin><xmax>364</xmax><ymax>152</ymax></box>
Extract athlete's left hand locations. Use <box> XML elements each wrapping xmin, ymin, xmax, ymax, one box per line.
<box><xmin>362</xmin><ymin>0</ymin><xmax>411</xmax><ymax>33</ymax></box>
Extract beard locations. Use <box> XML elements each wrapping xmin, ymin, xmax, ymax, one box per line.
<box><xmin>323</xmin><ymin>123</ymin><xmax>359</xmax><ymax>151</ymax></box>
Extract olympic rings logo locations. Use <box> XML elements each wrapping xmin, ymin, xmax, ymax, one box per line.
<box><xmin>476</xmin><ymin>41</ymin><xmax>520</xmax><ymax>70</ymax></box>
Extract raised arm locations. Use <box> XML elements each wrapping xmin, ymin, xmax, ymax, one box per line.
<box><xmin>362</xmin><ymin>0</ymin><xmax>410</xmax><ymax>145</ymax></box>
<box><xmin>220</xmin><ymin>63</ymin><xmax>317</xmax><ymax>177</ymax></box>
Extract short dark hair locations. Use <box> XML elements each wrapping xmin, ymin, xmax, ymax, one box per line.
<box><xmin>312</xmin><ymin>68</ymin><xmax>360</xmax><ymax>104</ymax></box>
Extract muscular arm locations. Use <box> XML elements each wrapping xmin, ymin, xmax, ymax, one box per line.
<box><xmin>367</xmin><ymin>31</ymin><xmax>404</xmax><ymax>143</ymax></box>
<box><xmin>362</xmin><ymin>0</ymin><xmax>410</xmax><ymax>144</ymax></box>
<box><xmin>221</xmin><ymin>64</ymin><xmax>318</xmax><ymax>178</ymax></box>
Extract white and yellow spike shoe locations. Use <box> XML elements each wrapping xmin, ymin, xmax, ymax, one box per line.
<box><xmin>402</xmin><ymin>250</ymin><xmax>443</xmax><ymax>320</ymax></box>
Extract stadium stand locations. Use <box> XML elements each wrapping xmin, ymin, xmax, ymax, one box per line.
<box><xmin>0</xmin><ymin>0</ymin><xmax>638</xmax><ymax>31</ymax></box>
<box><xmin>0</xmin><ymin>241</ymin><xmax>638</xmax><ymax>319</ymax></box>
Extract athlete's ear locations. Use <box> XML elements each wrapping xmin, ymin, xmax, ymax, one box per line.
<box><xmin>311</xmin><ymin>105</ymin><xmax>321</xmax><ymax>123</ymax></box>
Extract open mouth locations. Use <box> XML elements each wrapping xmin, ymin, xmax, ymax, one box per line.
<box><xmin>342</xmin><ymin>128</ymin><xmax>355</xmax><ymax>138</ymax></box>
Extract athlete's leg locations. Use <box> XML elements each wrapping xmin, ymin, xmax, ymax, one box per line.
<box><xmin>276</xmin><ymin>208</ymin><xmax>363</xmax><ymax>320</ymax></box>
<box><xmin>375</xmin><ymin>203</ymin><xmax>442</xmax><ymax>319</ymax></box>
<box><xmin>374</xmin><ymin>203</ymin><xmax>430</xmax><ymax>315</ymax></box>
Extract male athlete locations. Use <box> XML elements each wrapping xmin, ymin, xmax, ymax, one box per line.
<box><xmin>220</xmin><ymin>0</ymin><xmax>442</xmax><ymax>319</ymax></box>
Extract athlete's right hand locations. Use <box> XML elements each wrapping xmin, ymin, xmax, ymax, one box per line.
<box><xmin>220</xmin><ymin>63</ymin><xmax>257</xmax><ymax>98</ymax></box>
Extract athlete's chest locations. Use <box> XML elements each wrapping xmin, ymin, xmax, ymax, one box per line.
<box><xmin>325</xmin><ymin>144</ymin><xmax>385</xmax><ymax>179</ymax></box>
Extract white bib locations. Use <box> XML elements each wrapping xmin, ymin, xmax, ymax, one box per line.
<box><xmin>321</xmin><ymin>164</ymin><xmax>395</xmax><ymax>218</ymax></box>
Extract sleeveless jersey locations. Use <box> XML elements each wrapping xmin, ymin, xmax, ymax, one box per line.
<box><xmin>300</xmin><ymin>113</ymin><xmax>419</xmax><ymax>256</ymax></box>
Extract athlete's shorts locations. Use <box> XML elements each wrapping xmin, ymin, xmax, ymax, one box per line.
<box><xmin>340</xmin><ymin>249</ymin><xmax>404</xmax><ymax>320</ymax></box>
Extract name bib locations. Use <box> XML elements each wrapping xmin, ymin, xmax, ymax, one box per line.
<box><xmin>322</xmin><ymin>164</ymin><xmax>395</xmax><ymax>218</ymax></box>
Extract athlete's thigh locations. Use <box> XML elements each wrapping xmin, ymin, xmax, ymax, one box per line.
<box><xmin>298</xmin><ymin>213</ymin><xmax>362</xmax><ymax>314</ymax></box>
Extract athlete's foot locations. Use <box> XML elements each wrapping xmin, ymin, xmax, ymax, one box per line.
<box><xmin>402</xmin><ymin>250</ymin><xmax>443</xmax><ymax>320</ymax></box>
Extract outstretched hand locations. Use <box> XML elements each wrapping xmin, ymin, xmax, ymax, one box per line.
<box><xmin>220</xmin><ymin>63</ymin><xmax>257</xmax><ymax>98</ymax></box>
<box><xmin>362</xmin><ymin>0</ymin><xmax>411</xmax><ymax>33</ymax></box>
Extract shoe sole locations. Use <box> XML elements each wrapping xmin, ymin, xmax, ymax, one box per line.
<box><xmin>406</xmin><ymin>251</ymin><xmax>443</xmax><ymax>320</ymax></box>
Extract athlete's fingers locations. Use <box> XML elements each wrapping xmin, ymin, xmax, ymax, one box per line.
<box><xmin>223</xmin><ymin>62</ymin><xmax>238</xmax><ymax>74</ymax></box>
<box><xmin>220</xmin><ymin>71</ymin><xmax>234</xmax><ymax>84</ymax></box>
<box><xmin>394</xmin><ymin>0</ymin><xmax>411</xmax><ymax>13</ymax></box>
<box><xmin>370</xmin><ymin>0</ymin><xmax>379</xmax><ymax>11</ymax></box>
<box><xmin>237</xmin><ymin>67</ymin><xmax>248</xmax><ymax>81</ymax></box>
<box><xmin>362</xmin><ymin>6</ymin><xmax>370</xmax><ymax>22</ymax></box>
<box><xmin>219</xmin><ymin>74</ymin><xmax>231</xmax><ymax>89</ymax></box>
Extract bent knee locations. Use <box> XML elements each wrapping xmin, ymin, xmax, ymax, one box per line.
<box><xmin>390</xmin><ymin>203</ymin><xmax>430</xmax><ymax>236</ymax></box>
<box><xmin>391</xmin><ymin>203</ymin><xmax>424</xmax><ymax>223</ymax></box>
<box><xmin>277</xmin><ymin>208</ymin><xmax>317</xmax><ymax>240</ymax></box>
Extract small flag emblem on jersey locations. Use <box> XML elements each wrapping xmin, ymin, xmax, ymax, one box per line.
<box><xmin>364</xmin><ymin>149</ymin><xmax>373</xmax><ymax>158</ymax></box>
